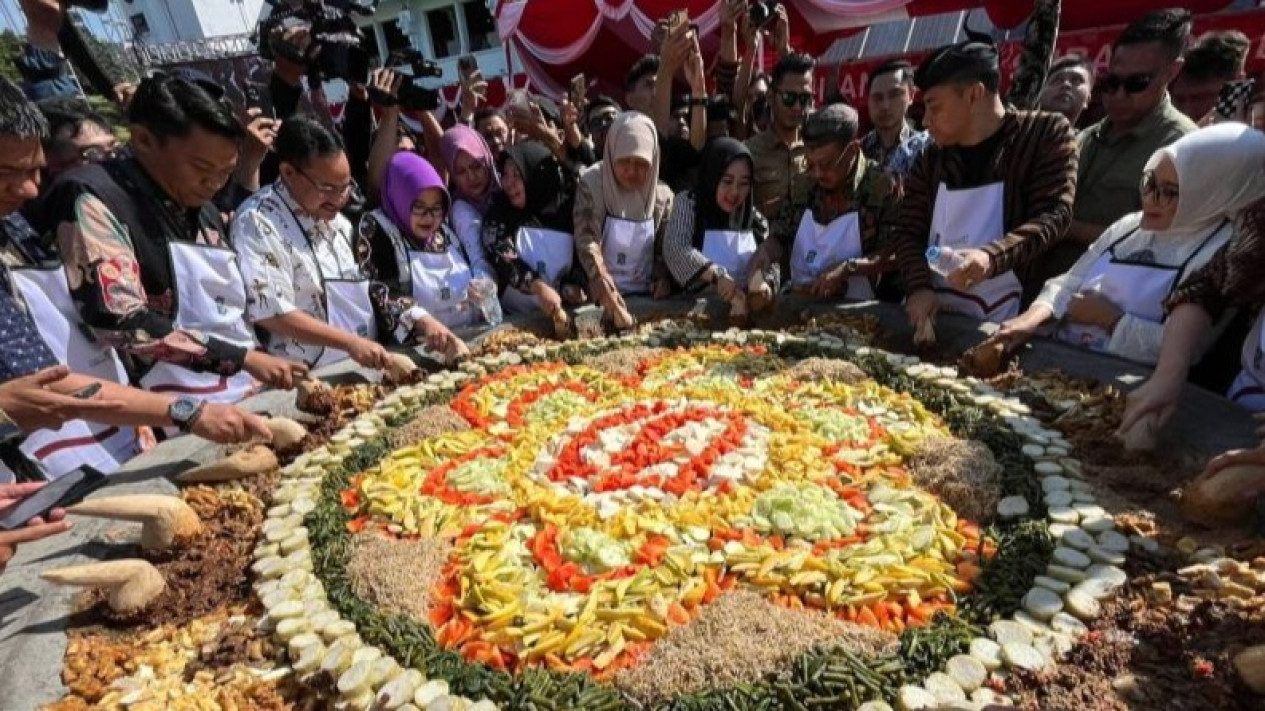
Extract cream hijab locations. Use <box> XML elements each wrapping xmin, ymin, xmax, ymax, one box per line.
<box><xmin>581</xmin><ymin>111</ymin><xmax>660</xmax><ymax>222</ymax></box>
<box><xmin>1146</xmin><ymin>122</ymin><xmax>1265</xmax><ymax>238</ymax></box>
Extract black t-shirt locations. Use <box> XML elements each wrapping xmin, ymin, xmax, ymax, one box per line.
<box><xmin>659</xmin><ymin>133</ymin><xmax>700</xmax><ymax>194</ymax></box>
<box><xmin>950</xmin><ymin>128</ymin><xmax>1006</xmax><ymax>187</ymax></box>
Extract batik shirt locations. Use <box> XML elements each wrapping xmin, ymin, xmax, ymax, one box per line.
<box><xmin>232</xmin><ymin>181</ymin><xmax>361</xmax><ymax>364</ymax></box>
<box><xmin>45</xmin><ymin>157</ymin><xmax>248</xmax><ymax>376</ymax></box>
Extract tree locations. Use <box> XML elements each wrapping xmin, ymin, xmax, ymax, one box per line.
<box><xmin>0</xmin><ymin>31</ymin><xmax>23</xmax><ymax>84</ymax></box>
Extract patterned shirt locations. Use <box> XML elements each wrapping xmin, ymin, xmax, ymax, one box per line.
<box><xmin>860</xmin><ymin>123</ymin><xmax>919</xmax><ymax>175</ymax></box>
<box><xmin>769</xmin><ymin>154</ymin><xmax>900</xmax><ymax>264</ymax></box>
<box><xmin>1168</xmin><ymin>198</ymin><xmax>1265</xmax><ymax>319</ymax></box>
<box><xmin>232</xmin><ymin>181</ymin><xmax>361</xmax><ymax>364</ymax></box>
<box><xmin>45</xmin><ymin>158</ymin><xmax>248</xmax><ymax>377</ymax></box>
<box><xmin>0</xmin><ymin>214</ymin><xmax>58</xmax><ymax>380</ymax></box>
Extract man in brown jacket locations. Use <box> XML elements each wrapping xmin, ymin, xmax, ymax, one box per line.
<box><xmin>894</xmin><ymin>30</ymin><xmax>1078</xmax><ymax>333</ymax></box>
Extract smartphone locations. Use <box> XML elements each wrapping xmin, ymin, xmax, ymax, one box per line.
<box><xmin>666</xmin><ymin>9</ymin><xmax>688</xmax><ymax>37</ymax></box>
<box><xmin>0</xmin><ymin>466</ymin><xmax>108</xmax><ymax>530</ymax></box>
<box><xmin>244</xmin><ymin>81</ymin><xmax>276</xmax><ymax>119</ymax></box>
<box><xmin>72</xmin><ymin>382</ymin><xmax>103</xmax><ymax>400</ymax></box>
<box><xmin>1216</xmin><ymin>78</ymin><xmax>1256</xmax><ymax>120</ymax></box>
<box><xmin>569</xmin><ymin>73</ymin><xmax>587</xmax><ymax>108</ymax></box>
<box><xmin>457</xmin><ymin>54</ymin><xmax>480</xmax><ymax>83</ymax></box>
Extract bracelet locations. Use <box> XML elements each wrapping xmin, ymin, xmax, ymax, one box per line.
<box><xmin>688</xmin><ymin>95</ymin><xmax>709</xmax><ymax>107</ymax></box>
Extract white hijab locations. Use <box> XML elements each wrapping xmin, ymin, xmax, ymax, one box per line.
<box><xmin>1146</xmin><ymin>123</ymin><xmax>1265</xmax><ymax>239</ymax></box>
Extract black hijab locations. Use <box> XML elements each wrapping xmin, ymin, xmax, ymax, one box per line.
<box><xmin>692</xmin><ymin>138</ymin><xmax>757</xmax><ymax>249</ymax></box>
<box><xmin>486</xmin><ymin>140</ymin><xmax>575</xmax><ymax>235</ymax></box>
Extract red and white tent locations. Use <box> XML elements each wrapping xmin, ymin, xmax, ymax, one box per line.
<box><xmin>495</xmin><ymin>0</ymin><xmax>1238</xmax><ymax>99</ymax></box>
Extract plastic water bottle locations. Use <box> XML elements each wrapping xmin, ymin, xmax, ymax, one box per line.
<box><xmin>926</xmin><ymin>244</ymin><xmax>966</xmax><ymax>277</ymax></box>
<box><xmin>468</xmin><ymin>277</ymin><xmax>503</xmax><ymax>326</ymax></box>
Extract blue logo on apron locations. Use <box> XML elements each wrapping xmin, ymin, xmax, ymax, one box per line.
<box><xmin>440</xmin><ymin>287</ymin><xmax>451</xmax><ymax>301</ymax></box>
<box><xmin>806</xmin><ymin>250</ymin><xmax>817</xmax><ymax>264</ymax></box>
<box><xmin>536</xmin><ymin>260</ymin><xmax>547</xmax><ymax>274</ymax></box>
<box><xmin>616</xmin><ymin>253</ymin><xmax>626</xmax><ymax>265</ymax></box>
<box><xmin>356</xmin><ymin>325</ymin><xmax>369</xmax><ymax>336</ymax></box>
<box><xmin>214</xmin><ymin>296</ymin><xmax>227</xmax><ymax>315</ymax></box>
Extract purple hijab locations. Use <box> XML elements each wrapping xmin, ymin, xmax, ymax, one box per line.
<box><xmin>440</xmin><ymin>125</ymin><xmax>500</xmax><ymax>210</ymax></box>
<box><xmin>381</xmin><ymin>152</ymin><xmax>449</xmax><ymax>239</ymax></box>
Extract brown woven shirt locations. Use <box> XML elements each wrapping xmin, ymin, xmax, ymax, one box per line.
<box><xmin>892</xmin><ymin>110</ymin><xmax>1078</xmax><ymax>296</ymax></box>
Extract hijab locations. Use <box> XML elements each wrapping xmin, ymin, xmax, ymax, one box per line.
<box><xmin>439</xmin><ymin>125</ymin><xmax>499</xmax><ymax>211</ymax></box>
<box><xmin>490</xmin><ymin>140</ymin><xmax>574</xmax><ymax>233</ymax></box>
<box><xmin>581</xmin><ymin>111</ymin><xmax>659</xmax><ymax>222</ymax></box>
<box><xmin>692</xmin><ymin>137</ymin><xmax>756</xmax><ymax>247</ymax></box>
<box><xmin>381</xmin><ymin>151</ymin><xmax>449</xmax><ymax>248</ymax></box>
<box><xmin>1146</xmin><ymin>123</ymin><xmax>1265</xmax><ymax>239</ymax></box>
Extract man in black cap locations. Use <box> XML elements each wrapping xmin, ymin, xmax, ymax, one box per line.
<box><xmin>891</xmin><ymin>29</ymin><xmax>1077</xmax><ymax>333</ymax></box>
<box><xmin>763</xmin><ymin>103</ymin><xmax>901</xmax><ymax>302</ymax></box>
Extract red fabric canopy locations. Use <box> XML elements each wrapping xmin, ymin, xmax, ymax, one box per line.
<box><xmin>497</xmin><ymin>0</ymin><xmax>1236</xmax><ymax>101</ymax></box>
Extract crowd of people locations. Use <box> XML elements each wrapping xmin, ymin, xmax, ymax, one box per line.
<box><xmin>3</xmin><ymin>1</ymin><xmax>1265</xmax><ymax>569</ymax></box>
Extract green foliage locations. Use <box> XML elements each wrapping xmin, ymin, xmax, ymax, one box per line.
<box><xmin>0</xmin><ymin>31</ymin><xmax>23</xmax><ymax>83</ymax></box>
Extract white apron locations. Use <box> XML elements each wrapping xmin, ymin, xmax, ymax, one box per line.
<box><xmin>409</xmin><ymin>245</ymin><xmax>476</xmax><ymax>329</ymax></box>
<box><xmin>602</xmin><ymin>216</ymin><xmax>655</xmax><ymax>294</ymax></box>
<box><xmin>6</xmin><ymin>266</ymin><xmax>137</xmax><ymax>479</ymax></box>
<box><xmin>702</xmin><ymin>229</ymin><xmax>758</xmax><ymax>285</ymax></box>
<box><xmin>928</xmin><ymin>182</ymin><xmax>1021</xmax><ymax>322</ymax></box>
<box><xmin>517</xmin><ymin>226</ymin><xmax>574</xmax><ymax>287</ymax></box>
<box><xmin>1229</xmin><ymin>310</ymin><xmax>1265</xmax><ymax>412</ymax></box>
<box><xmin>1057</xmin><ymin>224</ymin><xmax>1225</xmax><ymax>352</ymax></box>
<box><xmin>315</xmin><ymin>279</ymin><xmax>377</xmax><ymax>367</ymax></box>
<box><xmin>789</xmin><ymin>209</ymin><xmax>874</xmax><ymax>300</ymax></box>
<box><xmin>139</xmin><ymin>242</ymin><xmax>258</xmax><ymax>404</ymax></box>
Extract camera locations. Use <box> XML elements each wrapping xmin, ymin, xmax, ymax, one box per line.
<box><xmin>257</xmin><ymin>0</ymin><xmax>378</xmax><ymax>82</ymax></box>
<box><xmin>388</xmin><ymin>48</ymin><xmax>444</xmax><ymax>112</ymax></box>
<box><xmin>749</xmin><ymin>1</ymin><xmax>780</xmax><ymax>29</ymax></box>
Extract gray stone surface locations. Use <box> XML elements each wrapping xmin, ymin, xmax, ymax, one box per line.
<box><xmin>0</xmin><ymin>296</ymin><xmax>1253</xmax><ymax>710</ymax></box>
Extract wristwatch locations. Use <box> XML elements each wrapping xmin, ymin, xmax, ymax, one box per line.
<box><xmin>168</xmin><ymin>397</ymin><xmax>207</xmax><ymax>434</ymax></box>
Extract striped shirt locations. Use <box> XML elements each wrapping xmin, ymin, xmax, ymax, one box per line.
<box><xmin>891</xmin><ymin>110</ymin><xmax>1078</xmax><ymax>297</ymax></box>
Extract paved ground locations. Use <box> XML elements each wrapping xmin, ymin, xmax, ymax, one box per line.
<box><xmin>0</xmin><ymin>297</ymin><xmax>1253</xmax><ymax>710</ymax></box>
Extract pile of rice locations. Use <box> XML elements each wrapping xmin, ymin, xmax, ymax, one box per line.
<box><xmin>611</xmin><ymin>591</ymin><xmax>898</xmax><ymax>703</ymax></box>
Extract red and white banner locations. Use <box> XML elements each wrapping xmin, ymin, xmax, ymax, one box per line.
<box><xmin>830</xmin><ymin>9</ymin><xmax>1265</xmax><ymax>110</ymax></box>
<box><xmin>496</xmin><ymin>0</ymin><xmax>1238</xmax><ymax>101</ymax></box>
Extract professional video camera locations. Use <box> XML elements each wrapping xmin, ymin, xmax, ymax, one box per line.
<box><xmin>387</xmin><ymin>47</ymin><xmax>444</xmax><ymax>112</ymax></box>
<box><xmin>257</xmin><ymin>0</ymin><xmax>378</xmax><ymax>82</ymax></box>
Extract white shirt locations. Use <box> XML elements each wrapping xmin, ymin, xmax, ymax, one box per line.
<box><xmin>1034</xmin><ymin>212</ymin><xmax>1230</xmax><ymax>364</ymax></box>
<box><xmin>232</xmin><ymin>181</ymin><xmax>360</xmax><ymax>364</ymax></box>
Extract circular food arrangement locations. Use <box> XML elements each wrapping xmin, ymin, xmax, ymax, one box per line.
<box><xmin>32</xmin><ymin>320</ymin><xmax>1265</xmax><ymax>711</ymax></box>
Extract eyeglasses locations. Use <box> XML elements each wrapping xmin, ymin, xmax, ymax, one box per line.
<box><xmin>79</xmin><ymin>144</ymin><xmax>119</xmax><ymax>164</ymax></box>
<box><xmin>1140</xmin><ymin>170</ymin><xmax>1179</xmax><ymax>206</ymax></box>
<box><xmin>295</xmin><ymin>168</ymin><xmax>354</xmax><ymax>198</ymax></box>
<box><xmin>410</xmin><ymin>203</ymin><xmax>445</xmax><ymax>219</ymax></box>
<box><xmin>779</xmin><ymin>91</ymin><xmax>814</xmax><ymax>108</ymax></box>
<box><xmin>1099</xmin><ymin>72</ymin><xmax>1154</xmax><ymax>96</ymax></box>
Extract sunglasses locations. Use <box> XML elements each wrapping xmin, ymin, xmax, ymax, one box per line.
<box><xmin>779</xmin><ymin>91</ymin><xmax>814</xmax><ymax>108</ymax></box>
<box><xmin>1140</xmin><ymin>170</ymin><xmax>1179</xmax><ymax>206</ymax></box>
<box><xmin>1098</xmin><ymin>72</ymin><xmax>1154</xmax><ymax>96</ymax></box>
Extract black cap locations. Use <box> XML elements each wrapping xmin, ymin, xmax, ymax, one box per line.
<box><xmin>914</xmin><ymin>27</ymin><xmax>1000</xmax><ymax>92</ymax></box>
